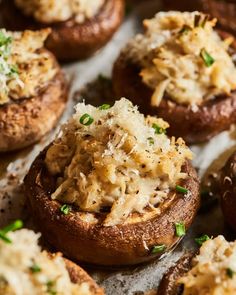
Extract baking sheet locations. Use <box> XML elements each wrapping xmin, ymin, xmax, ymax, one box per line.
<box><xmin>1</xmin><ymin>1</ymin><xmax>236</xmax><ymax>294</ymax></box>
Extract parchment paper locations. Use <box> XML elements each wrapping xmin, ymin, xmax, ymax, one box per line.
<box><xmin>1</xmin><ymin>1</ymin><xmax>236</xmax><ymax>294</ymax></box>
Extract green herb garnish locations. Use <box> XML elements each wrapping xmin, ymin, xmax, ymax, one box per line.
<box><xmin>0</xmin><ymin>220</ymin><xmax>23</xmax><ymax>244</ymax></box>
<box><xmin>226</xmin><ymin>268</ymin><xmax>235</xmax><ymax>279</ymax></box>
<box><xmin>179</xmin><ymin>25</ymin><xmax>191</xmax><ymax>35</ymax></box>
<box><xmin>30</xmin><ymin>264</ymin><xmax>41</xmax><ymax>273</ymax></box>
<box><xmin>152</xmin><ymin>123</ymin><xmax>166</xmax><ymax>135</ymax></box>
<box><xmin>195</xmin><ymin>234</ymin><xmax>210</xmax><ymax>246</ymax></box>
<box><xmin>200</xmin><ymin>48</ymin><xmax>215</xmax><ymax>67</ymax></box>
<box><xmin>79</xmin><ymin>113</ymin><xmax>94</xmax><ymax>126</ymax></box>
<box><xmin>60</xmin><ymin>204</ymin><xmax>70</xmax><ymax>215</ymax></box>
<box><xmin>175</xmin><ymin>222</ymin><xmax>186</xmax><ymax>237</ymax></box>
<box><xmin>148</xmin><ymin>137</ymin><xmax>154</xmax><ymax>145</ymax></box>
<box><xmin>151</xmin><ymin>244</ymin><xmax>166</xmax><ymax>254</ymax></box>
<box><xmin>46</xmin><ymin>280</ymin><xmax>57</xmax><ymax>295</ymax></box>
<box><xmin>99</xmin><ymin>104</ymin><xmax>110</xmax><ymax>110</ymax></box>
<box><xmin>176</xmin><ymin>185</ymin><xmax>188</xmax><ymax>194</ymax></box>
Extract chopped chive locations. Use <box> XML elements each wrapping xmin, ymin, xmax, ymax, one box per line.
<box><xmin>0</xmin><ymin>32</ymin><xmax>12</xmax><ymax>47</ymax></box>
<box><xmin>0</xmin><ymin>232</ymin><xmax>11</xmax><ymax>243</ymax></box>
<box><xmin>60</xmin><ymin>204</ymin><xmax>70</xmax><ymax>215</ymax></box>
<box><xmin>79</xmin><ymin>113</ymin><xmax>94</xmax><ymax>126</ymax></box>
<box><xmin>1</xmin><ymin>220</ymin><xmax>23</xmax><ymax>234</ymax></box>
<box><xmin>99</xmin><ymin>104</ymin><xmax>110</xmax><ymax>110</ymax></box>
<box><xmin>200</xmin><ymin>48</ymin><xmax>215</xmax><ymax>67</ymax></box>
<box><xmin>226</xmin><ymin>268</ymin><xmax>235</xmax><ymax>278</ymax></box>
<box><xmin>175</xmin><ymin>222</ymin><xmax>186</xmax><ymax>237</ymax></box>
<box><xmin>0</xmin><ymin>220</ymin><xmax>23</xmax><ymax>244</ymax></box>
<box><xmin>176</xmin><ymin>185</ymin><xmax>188</xmax><ymax>194</ymax></box>
<box><xmin>30</xmin><ymin>264</ymin><xmax>41</xmax><ymax>273</ymax></box>
<box><xmin>179</xmin><ymin>25</ymin><xmax>191</xmax><ymax>34</ymax></box>
<box><xmin>148</xmin><ymin>137</ymin><xmax>154</xmax><ymax>145</ymax></box>
<box><xmin>201</xmin><ymin>15</ymin><xmax>210</xmax><ymax>28</ymax></box>
<box><xmin>151</xmin><ymin>244</ymin><xmax>166</xmax><ymax>254</ymax></box>
<box><xmin>152</xmin><ymin>123</ymin><xmax>166</xmax><ymax>135</ymax></box>
<box><xmin>46</xmin><ymin>280</ymin><xmax>56</xmax><ymax>295</ymax></box>
<box><xmin>194</xmin><ymin>14</ymin><xmax>201</xmax><ymax>27</ymax></box>
<box><xmin>195</xmin><ymin>234</ymin><xmax>210</xmax><ymax>246</ymax></box>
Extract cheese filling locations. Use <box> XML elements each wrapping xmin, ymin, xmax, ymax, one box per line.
<box><xmin>45</xmin><ymin>98</ymin><xmax>193</xmax><ymax>226</ymax></box>
<box><xmin>124</xmin><ymin>11</ymin><xmax>236</xmax><ymax>106</ymax></box>
<box><xmin>0</xmin><ymin>229</ymin><xmax>91</xmax><ymax>295</ymax></box>
<box><xmin>179</xmin><ymin>236</ymin><xmax>236</xmax><ymax>295</ymax></box>
<box><xmin>15</xmin><ymin>0</ymin><xmax>105</xmax><ymax>24</ymax></box>
<box><xmin>0</xmin><ymin>29</ymin><xmax>57</xmax><ymax>105</ymax></box>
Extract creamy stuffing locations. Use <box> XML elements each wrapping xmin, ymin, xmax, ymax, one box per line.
<box><xmin>0</xmin><ymin>229</ymin><xmax>92</xmax><ymax>295</ymax></box>
<box><xmin>124</xmin><ymin>11</ymin><xmax>236</xmax><ymax>106</ymax></box>
<box><xmin>45</xmin><ymin>98</ymin><xmax>193</xmax><ymax>226</ymax></box>
<box><xmin>15</xmin><ymin>0</ymin><xmax>105</xmax><ymax>24</ymax></box>
<box><xmin>0</xmin><ymin>29</ymin><xmax>57</xmax><ymax>105</ymax></box>
<box><xmin>179</xmin><ymin>236</ymin><xmax>236</xmax><ymax>295</ymax></box>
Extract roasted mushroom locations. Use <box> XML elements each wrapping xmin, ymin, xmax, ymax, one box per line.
<box><xmin>0</xmin><ymin>29</ymin><xmax>68</xmax><ymax>152</ymax></box>
<box><xmin>0</xmin><ymin>220</ymin><xmax>103</xmax><ymax>295</ymax></box>
<box><xmin>220</xmin><ymin>151</ymin><xmax>236</xmax><ymax>232</ymax></box>
<box><xmin>112</xmin><ymin>12</ymin><xmax>236</xmax><ymax>144</ymax></box>
<box><xmin>1</xmin><ymin>0</ymin><xmax>124</xmax><ymax>61</ymax></box>
<box><xmin>24</xmin><ymin>98</ymin><xmax>200</xmax><ymax>266</ymax></box>
<box><xmin>159</xmin><ymin>235</ymin><xmax>236</xmax><ymax>295</ymax></box>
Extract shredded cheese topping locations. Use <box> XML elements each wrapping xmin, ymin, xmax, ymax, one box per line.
<box><xmin>0</xmin><ymin>229</ymin><xmax>92</xmax><ymax>295</ymax></box>
<box><xmin>45</xmin><ymin>98</ymin><xmax>193</xmax><ymax>226</ymax></box>
<box><xmin>0</xmin><ymin>29</ymin><xmax>57</xmax><ymax>105</ymax></box>
<box><xmin>124</xmin><ymin>11</ymin><xmax>236</xmax><ymax>106</ymax></box>
<box><xmin>179</xmin><ymin>236</ymin><xmax>236</xmax><ymax>295</ymax></box>
<box><xmin>15</xmin><ymin>0</ymin><xmax>105</xmax><ymax>24</ymax></box>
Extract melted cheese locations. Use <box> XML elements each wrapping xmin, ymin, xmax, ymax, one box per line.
<box><xmin>179</xmin><ymin>236</ymin><xmax>236</xmax><ymax>295</ymax></box>
<box><xmin>15</xmin><ymin>0</ymin><xmax>105</xmax><ymax>24</ymax></box>
<box><xmin>45</xmin><ymin>98</ymin><xmax>193</xmax><ymax>226</ymax></box>
<box><xmin>0</xmin><ymin>29</ymin><xmax>57</xmax><ymax>105</ymax></box>
<box><xmin>124</xmin><ymin>11</ymin><xmax>236</xmax><ymax>106</ymax></box>
<box><xmin>0</xmin><ymin>229</ymin><xmax>92</xmax><ymax>295</ymax></box>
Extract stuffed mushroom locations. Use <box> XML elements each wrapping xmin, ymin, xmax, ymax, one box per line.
<box><xmin>0</xmin><ymin>220</ymin><xmax>103</xmax><ymax>295</ymax></box>
<box><xmin>159</xmin><ymin>235</ymin><xmax>236</xmax><ymax>295</ymax></box>
<box><xmin>220</xmin><ymin>151</ymin><xmax>236</xmax><ymax>233</ymax></box>
<box><xmin>0</xmin><ymin>29</ymin><xmax>68</xmax><ymax>152</ymax></box>
<box><xmin>1</xmin><ymin>0</ymin><xmax>125</xmax><ymax>61</ymax></box>
<box><xmin>24</xmin><ymin>98</ymin><xmax>200</xmax><ymax>266</ymax></box>
<box><xmin>112</xmin><ymin>11</ymin><xmax>236</xmax><ymax>144</ymax></box>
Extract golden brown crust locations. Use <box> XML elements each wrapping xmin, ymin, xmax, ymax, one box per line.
<box><xmin>24</xmin><ymin>147</ymin><xmax>200</xmax><ymax>266</ymax></box>
<box><xmin>158</xmin><ymin>254</ymin><xmax>193</xmax><ymax>295</ymax></box>
<box><xmin>220</xmin><ymin>151</ymin><xmax>236</xmax><ymax>232</ymax></box>
<box><xmin>64</xmin><ymin>258</ymin><xmax>104</xmax><ymax>295</ymax></box>
<box><xmin>1</xmin><ymin>0</ymin><xmax>124</xmax><ymax>61</ymax></box>
<box><xmin>0</xmin><ymin>60</ymin><xmax>68</xmax><ymax>152</ymax></box>
<box><xmin>112</xmin><ymin>34</ymin><xmax>236</xmax><ymax>144</ymax></box>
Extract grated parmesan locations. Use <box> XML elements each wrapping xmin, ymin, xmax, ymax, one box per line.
<box><xmin>0</xmin><ymin>229</ymin><xmax>92</xmax><ymax>295</ymax></box>
<box><xmin>0</xmin><ymin>29</ymin><xmax>57</xmax><ymax>105</ymax></box>
<box><xmin>15</xmin><ymin>0</ymin><xmax>105</xmax><ymax>24</ymax></box>
<box><xmin>45</xmin><ymin>98</ymin><xmax>193</xmax><ymax>226</ymax></box>
<box><xmin>124</xmin><ymin>11</ymin><xmax>236</xmax><ymax>106</ymax></box>
<box><xmin>179</xmin><ymin>236</ymin><xmax>236</xmax><ymax>295</ymax></box>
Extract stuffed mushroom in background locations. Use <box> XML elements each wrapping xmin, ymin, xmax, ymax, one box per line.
<box><xmin>0</xmin><ymin>29</ymin><xmax>68</xmax><ymax>152</ymax></box>
<box><xmin>112</xmin><ymin>11</ymin><xmax>236</xmax><ymax>144</ymax></box>
<box><xmin>220</xmin><ymin>151</ymin><xmax>236</xmax><ymax>233</ymax></box>
<box><xmin>24</xmin><ymin>98</ymin><xmax>200</xmax><ymax>266</ymax></box>
<box><xmin>159</xmin><ymin>235</ymin><xmax>236</xmax><ymax>295</ymax></box>
<box><xmin>1</xmin><ymin>0</ymin><xmax>124</xmax><ymax>61</ymax></box>
<box><xmin>0</xmin><ymin>220</ymin><xmax>103</xmax><ymax>295</ymax></box>
<box><xmin>162</xmin><ymin>0</ymin><xmax>236</xmax><ymax>37</ymax></box>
